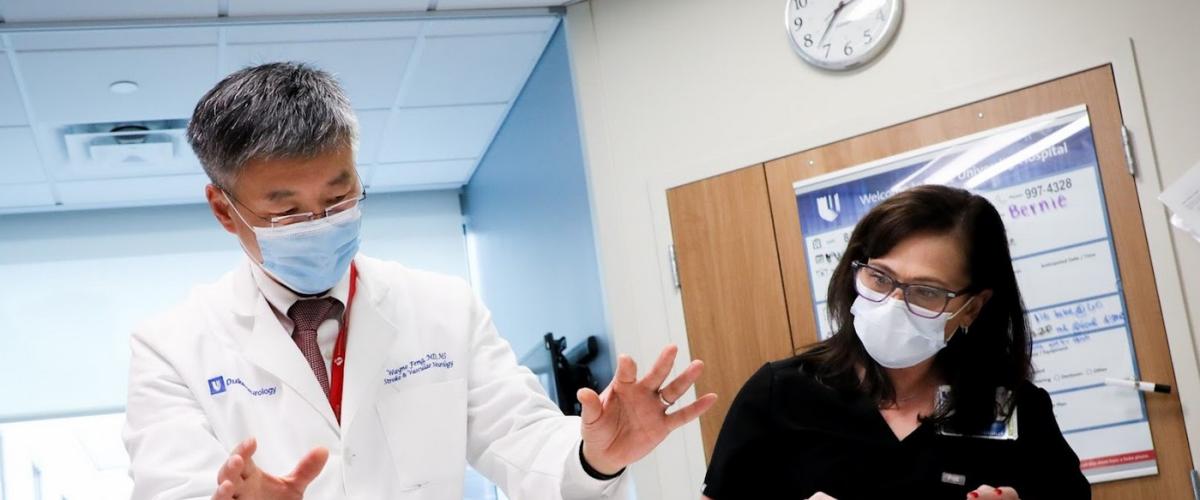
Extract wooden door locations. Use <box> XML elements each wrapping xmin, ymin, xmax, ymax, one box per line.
<box><xmin>666</xmin><ymin>165</ymin><xmax>795</xmax><ymax>461</ymax></box>
<box><xmin>667</xmin><ymin>65</ymin><xmax>1193</xmax><ymax>497</ymax></box>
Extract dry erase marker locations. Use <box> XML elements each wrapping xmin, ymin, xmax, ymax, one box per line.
<box><xmin>1104</xmin><ymin>378</ymin><xmax>1172</xmax><ymax>394</ymax></box>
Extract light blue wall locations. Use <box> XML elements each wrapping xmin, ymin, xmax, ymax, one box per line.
<box><xmin>463</xmin><ymin>23</ymin><xmax>614</xmax><ymax>389</ymax></box>
<box><xmin>0</xmin><ymin>190</ymin><xmax>468</xmax><ymax>420</ymax></box>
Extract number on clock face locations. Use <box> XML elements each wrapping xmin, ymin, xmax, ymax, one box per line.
<box><xmin>785</xmin><ymin>0</ymin><xmax>902</xmax><ymax>71</ymax></box>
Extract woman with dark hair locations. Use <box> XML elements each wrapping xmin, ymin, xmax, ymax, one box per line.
<box><xmin>701</xmin><ymin>185</ymin><xmax>1089</xmax><ymax>500</ymax></box>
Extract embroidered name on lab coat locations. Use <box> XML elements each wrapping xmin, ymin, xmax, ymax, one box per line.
<box><xmin>384</xmin><ymin>352</ymin><xmax>455</xmax><ymax>385</ymax></box>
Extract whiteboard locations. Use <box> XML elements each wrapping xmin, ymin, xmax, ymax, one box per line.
<box><xmin>792</xmin><ymin>106</ymin><xmax>1156</xmax><ymax>483</ymax></box>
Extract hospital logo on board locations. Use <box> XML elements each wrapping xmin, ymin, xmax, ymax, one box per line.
<box><xmin>817</xmin><ymin>193</ymin><xmax>842</xmax><ymax>222</ymax></box>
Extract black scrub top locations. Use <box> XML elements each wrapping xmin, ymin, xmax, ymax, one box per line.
<box><xmin>703</xmin><ymin>358</ymin><xmax>1090</xmax><ymax>499</ymax></box>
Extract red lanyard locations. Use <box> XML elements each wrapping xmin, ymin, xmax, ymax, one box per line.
<box><xmin>329</xmin><ymin>262</ymin><xmax>357</xmax><ymax>423</ymax></box>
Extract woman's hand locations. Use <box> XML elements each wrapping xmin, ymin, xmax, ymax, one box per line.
<box><xmin>967</xmin><ymin>485</ymin><xmax>1019</xmax><ymax>499</ymax></box>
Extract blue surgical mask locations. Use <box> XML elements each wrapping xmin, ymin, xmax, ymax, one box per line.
<box><xmin>226</xmin><ymin>195</ymin><xmax>362</xmax><ymax>295</ymax></box>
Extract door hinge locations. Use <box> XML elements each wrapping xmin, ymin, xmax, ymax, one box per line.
<box><xmin>1121</xmin><ymin>125</ymin><xmax>1137</xmax><ymax>177</ymax></box>
<box><xmin>1190</xmin><ymin>469</ymin><xmax>1200</xmax><ymax>500</ymax></box>
<box><xmin>668</xmin><ymin>244</ymin><xmax>681</xmax><ymax>290</ymax></box>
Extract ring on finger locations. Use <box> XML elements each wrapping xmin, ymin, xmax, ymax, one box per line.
<box><xmin>658</xmin><ymin>390</ymin><xmax>676</xmax><ymax>407</ymax></box>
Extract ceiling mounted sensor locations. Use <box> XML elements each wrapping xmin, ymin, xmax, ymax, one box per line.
<box><xmin>109</xmin><ymin>80</ymin><xmax>140</xmax><ymax>95</ymax></box>
<box><xmin>60</xmin><ymin>120</ymin><xmax>190</xmax><ymax>168</ymax></box>
<box><xmin>111</xmin><ymin>124</ymin><xmax>150</xmax><ymax>145</ymax></box>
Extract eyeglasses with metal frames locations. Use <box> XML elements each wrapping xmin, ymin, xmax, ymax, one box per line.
<box><xmin>224</xmin><ymin>188</ymin><xmax>367</xmax><ymax>228</ymax></box>
<box><xmin>851</xmin><ymin>260</ymin><xmax>971</xmax><ymax>318</ymax></box>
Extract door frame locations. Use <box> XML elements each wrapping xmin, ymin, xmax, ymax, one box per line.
<box><xmin>643</xmin><ymin>38</ymin><xmax>1200</xmax><ymax>492</ymax></box>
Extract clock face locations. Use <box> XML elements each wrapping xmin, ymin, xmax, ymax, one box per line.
<box><xmin>785</xmin><ymin>0</ymin><xmax>902</xmax><ymax>71</ymax></box>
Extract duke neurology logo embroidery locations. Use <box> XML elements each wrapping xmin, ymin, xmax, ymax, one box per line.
<box><xmin>208</xmin><ymin>376</ymin><xmax>226</xmax><ymax>395</ymax></box>
<box><xmin>207</xmin><ymin>375</ymin><xmax>278</xmax><ymax>397</ymax></box>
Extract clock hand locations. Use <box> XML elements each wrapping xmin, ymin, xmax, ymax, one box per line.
<box><xmin>817</xmin><ymin>6</ymin><xmax>840</xmax><ymax>46</ymax></box>
<box><xmin>819</xmin><ymin>0</ymin><xmax>856</xmax><ymax>47</ymax></box>
<box><xmin>824</xmin><ymin>0</ymin><xmax>853</xmax><ymax>21</ymax></box>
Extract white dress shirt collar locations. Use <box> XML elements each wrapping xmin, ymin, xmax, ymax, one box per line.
<box><xmin>249</xmin><ymin>260</ymin><xmax>352</xmax><ymax>328</ymax></box>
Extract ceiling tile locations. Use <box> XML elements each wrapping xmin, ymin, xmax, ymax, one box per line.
<box><xmin>0</xmin><ymin>127</ymin><xmax>45</xmax><ymax>184</ymax></box>
<box><xmin>0</xmin><ymin>182</ymin><xmax>55</xmax><ymax>209</ymax></box>
<box><xmin>228</xmin><ymin>0</ymin><xmax>427</xmax><ymax>17</ymax></box>
<box><xmin>9</xmin><ymin>27</ymin><xmax>217</xmax><ymax>51</ymax></box>
<box><xmin>223</xmin><ymin>39</ymin><xmax>415</xmax><ymax>109</ymax></box>
<box><xmin>0</xmin><ymin>53</ymin><xmax>28</xmax><ymax>127</ymax></box>
<box><xmin>370</xmin><ymin>159</ymin><xmax>476</xmax><ymax>189</ymax></box>
<box><xmin>378</xmin><ymin>104</ymin><xmax>506</xmax><ymax>162</ymax></box>
<box><xmin>0</xmin><ymin>15</ymin><xmax>560</xmax><ymax>212</ymax></box>
<box><xmin>435</xmin><ymin>0</ymin><xmax>566</xmax><ymax>11</ymax></box>
<box><xmin>224</xmin><ymin>21</ymin><xmax>422</xmax><ymax>44</ymax></box>
<box><xmin>403</xmin><ymin>32</ymin><xmax>548</xmax><ymax>106</ymax></box>
<box><xmin>422</xmin><ymin>16</ymin><xmax>558</xmax><ymax>36</ymax></box>
<box><xmin>56</xmin><ymin>174</ymin><xmax>209</xmax><ymax>206</ymax></box>
<box><xmin>0</xmin><ymin>0</ymin><xmax>217</xmax><ymax>23</ymax></box>
<box><xmin>19</xmin><ymin>45</ymin><xmax>218</xmax><ymax>124</ymax></box>
<box><xmin>355</xmin><ymin>109</ymin><xmax>391</xmax><ymax>165</ymax></box>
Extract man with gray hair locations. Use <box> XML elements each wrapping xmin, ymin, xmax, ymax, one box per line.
<box><xmin>122</xmin><ymin>62</ymin><xmax>716</xmax><ymax>499</ymax></box>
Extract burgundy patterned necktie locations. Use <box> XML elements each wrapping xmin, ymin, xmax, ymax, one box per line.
<box><xmin>287</xmin><ymin>298</ymin><xmax>343</xmax><ymax>396</ymax></box>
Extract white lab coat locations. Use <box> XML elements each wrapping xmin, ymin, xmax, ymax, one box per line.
<box><xmin>123</xmin><ymin>255</ymin><xmax>628</xmax><ymax>499</ymax></box>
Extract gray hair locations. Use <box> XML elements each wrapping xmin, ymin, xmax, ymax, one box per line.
<box><xmin>186</xmin><ymin>62</ymin><xmax>358</xmax><ymax>189</ymax></box>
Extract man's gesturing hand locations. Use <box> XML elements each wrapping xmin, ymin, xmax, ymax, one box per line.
<box><xmin>211</xmin><ymin>438</ymin><xmax>329</xmax><ymax>500</ymax></box>
<box><xmin>578</xmin><ymin>345</ymin><xmax>718</xmax><ymax>475</ymax></box>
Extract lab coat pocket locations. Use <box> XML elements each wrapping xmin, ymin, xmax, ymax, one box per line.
<box><xmin>377</xmin><ymin>377</ymin><xmax>468</xmax><ymax>488</ymax></box>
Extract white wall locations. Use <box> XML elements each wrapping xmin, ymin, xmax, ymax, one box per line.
<box><xmin>360</xmin><ymin>190</ymin><xmax>470</xmax><ymax>281</ymax></box>
<box><xmin>0</xmin><ymin>190</ymin><xmax>467</xmax><ymax>421</ymax></box>
<box><xmin>565</xmin><ymin>1</ymin><xmax>1200</xmax><ymax>498</ymax></box>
